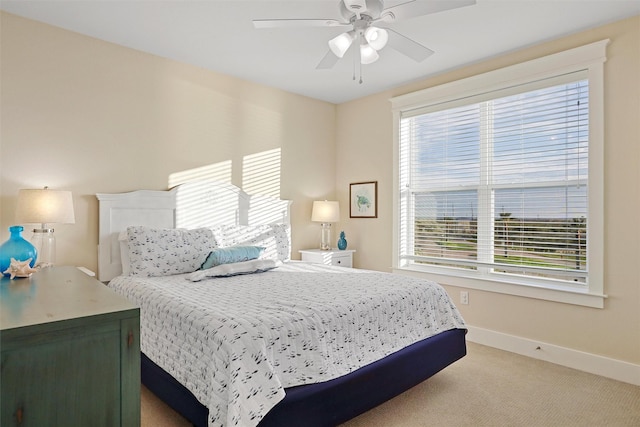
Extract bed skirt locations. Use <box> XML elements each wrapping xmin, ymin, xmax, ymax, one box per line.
<box><xmin>141</xmin><ymin>327</ymin><xmax>467</xmax><ymax>427</ymax></box>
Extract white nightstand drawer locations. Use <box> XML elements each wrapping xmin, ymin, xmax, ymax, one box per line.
<box><xmin>330</xmin><ymin>253</ymin><xmax>352</xmax><ymax>268</ymax></box>
<box><xmin>299</xmin><ymin>249</ymin><xmax>355</xmax><ymax>268</ymax></box>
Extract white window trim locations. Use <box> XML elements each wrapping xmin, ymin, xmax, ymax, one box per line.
<box><xmin>391</xmin><ymin>40</ymin><xmax>608</xmax><ymax>308</ymax></box>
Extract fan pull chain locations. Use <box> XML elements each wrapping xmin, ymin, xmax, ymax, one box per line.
<box><xmin>358</xmin><ymin>48</ymin><xmax>363</xmax><ymax>84</ymax></box>
<box><xmin>354</xmin><ymin>32</ymin><xmax>363</xmax><ymax>84</ymax></box>
<box><xmin>352</xmin><ymin>45</ymin><xmax>356</xmax><ymax>81</ymax></box>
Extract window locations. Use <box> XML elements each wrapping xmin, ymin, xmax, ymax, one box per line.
<box><xmin>391</xmin><ymin>41</ymin><xmax>607</xmax><ymax>308</ymax></box>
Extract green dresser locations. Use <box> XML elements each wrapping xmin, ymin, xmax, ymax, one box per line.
<box><xmin>1</xmin><ymin>266</ymin><xmax>140</xmax><ymax>426</ymax></box>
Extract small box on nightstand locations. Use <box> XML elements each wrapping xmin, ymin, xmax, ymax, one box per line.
<box><xmin>299</xmin><ymin>249</ymin><xmax>355</xmax><ymax>268</ymax></box>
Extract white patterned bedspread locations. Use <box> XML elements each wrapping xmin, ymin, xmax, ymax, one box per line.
<box><xmin>108</xmin><ymin>261</ymin><xmax>466</xmax><ymax>427</ymax></box>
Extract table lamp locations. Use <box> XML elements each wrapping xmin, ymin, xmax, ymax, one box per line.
<box><xmin>15</xmin><ymin>187</ymin><xmax>75</xmax><ymax>268</ymax></box>
<box><xmin>312</xmin><ymin>200</ymin><xmax>340</xmax><ymax>250</ymax></box>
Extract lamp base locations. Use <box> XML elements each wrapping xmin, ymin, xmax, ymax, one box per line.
<box><xmin>32</xmin><ymin>228</ymin><xmax>56</xmax><ymax>268</ymax></box>
<box><xmin>320</xmin><ymin>223</ymin><xmax>332</xmax><ymax>251</ymax></box>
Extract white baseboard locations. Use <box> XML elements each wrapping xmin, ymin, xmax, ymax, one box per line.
<box><xmin>466</xmin><ymin>325</ymin><xmax>640</xmax><ymax>386</ymax></box>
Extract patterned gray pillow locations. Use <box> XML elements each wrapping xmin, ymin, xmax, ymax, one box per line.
<box><xmin>127</xmin><ymin>226</ymin><xmax>218</xmax><ymax>277</ymax></box>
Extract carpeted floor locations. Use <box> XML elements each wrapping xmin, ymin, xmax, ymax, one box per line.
<box><xmin>141</xmin><ymin>342</ymin><xmax>640</xmax><ymax>426</ymax></box>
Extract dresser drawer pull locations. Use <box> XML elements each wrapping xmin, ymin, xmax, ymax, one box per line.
<box><xmin>127</xmin><ymin>331</ymin><xmax>134</xmax><ymax>347</ymax></box>
<box><xmin>16</xmin><ymin>406</ymin><xmax>23</xmax><ymax>424</ymax></box>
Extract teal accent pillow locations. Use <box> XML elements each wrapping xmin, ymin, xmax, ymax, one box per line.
<box><xmin>200</xmin><ymin>246</ymin><xmax>265</xmax><ymax>270</ymax></box>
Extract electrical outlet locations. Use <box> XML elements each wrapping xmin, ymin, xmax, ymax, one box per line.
<box><xmin>460</xmin><ymin>291</ymin><xmax>469</xmax><ymax>305</ymax></box>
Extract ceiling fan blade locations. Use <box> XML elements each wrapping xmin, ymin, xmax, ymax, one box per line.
<box><xmin>316</xmin><ymin>50</ymin><xmax>340</xmax><ymax>69</ymax></box>
<box><xmin>253</xmin><ymin>19</ymin><xmax>348</xmax><ymax>29</ymax></box>
<box><xmin>386</xmin><ymin>29</ymin><xmax>434</xmax><ymax>62</ymax></box>
<box><xmin>380</xmin><ymin>0</ymin><xmax>475</xmax><ymax>23</ymax></box>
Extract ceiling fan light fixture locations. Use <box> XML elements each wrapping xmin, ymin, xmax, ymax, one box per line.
<box><xmin>364</xmin><ymin>26</ymin><xmax>388</xmax><ymax>50</ymax></box>
<box><xmin>360</xmin><ymin>43</ymin><xmax>379</xmax><ymax>64</ymax></box>
<box><xmin>328</xmin><ymin>31</ymin><xmax>355</xmax><ymax>58</ymax></box>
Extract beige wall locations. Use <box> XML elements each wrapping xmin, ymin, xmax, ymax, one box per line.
<box><xmin>336</xmin><ymin>16</ymin><xmax>640</xmax><ymax>365</ymax></box>
<box><xmin>0</xmin><ymin>12</ymin><xmax>337</xmax><ymax>271</ymax></box>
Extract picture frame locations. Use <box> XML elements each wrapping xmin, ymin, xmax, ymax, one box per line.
<box><xmin>350</xmin><ymin>181</ymin><xmax>378</xmax><ymax>218</ymax></box>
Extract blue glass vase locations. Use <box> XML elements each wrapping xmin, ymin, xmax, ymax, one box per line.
<box><xmin>0</xmin><ymin>226</ymin><xmax>37</xmax><ymax>276</ymax></box>
<box><xmin>337</xmin><ymin>231</ymin><xmax>347</xmax><ymax>250</ymax></box>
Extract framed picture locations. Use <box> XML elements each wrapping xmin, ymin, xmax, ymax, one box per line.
<box><xmin>350</xmin><ymin>181</ymin><xmax>378</xmax><ymax>218</ymax></box>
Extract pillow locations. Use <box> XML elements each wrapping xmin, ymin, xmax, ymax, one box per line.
<box><xmin>188</xmin><ymin>259</ymin><xmax>281</xmax><ymax>282</ymax></box>
<box><xmin>200</xmin><ymin>246</ymin><xmax>265</xmax><ymax>270</ymax></box>
<box><xmin>210</xmin><ymin>224</ymin><xmax>291</xmax><ymax>262</ymax></box>
<box><xmin>118</xmin><ymin>230</ymin><xmax>131</xmax><ymax>276</ymax></box>
<box><xmin>269</xmin><ymin>224</ymin><xmax>291</xmax><ymax>262</ymax></box>
<box><xmin>126</xmin><ymin>226</ymin><xmax>218</xmax><ymax>277</ymax></box>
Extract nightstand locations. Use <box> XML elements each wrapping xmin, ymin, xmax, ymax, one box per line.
<box><xmin>299</xmin><ymin>249</ymin><xmax>356</xmax><ymax>268</ymax></box>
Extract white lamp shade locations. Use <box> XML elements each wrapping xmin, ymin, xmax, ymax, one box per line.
<box><xmin>360</xmin><ymin>43</ymin><xmax>379</xmax><ymax>64</ymax></box>
<box><xmin>15</xmin><ymin>189</ymin><xmax>76</xmax><ymax>225</ymax></box>
<box><xmin>364</xmin><ymin>27</ymin><xmax>388</xmax><ymax>51</ymax></box>
<box><xmin>312</xmin><ymin>201</ymin><xmax>340</xmax><ymax>223</ymax></box>
<box><xmin>328</xmin><ymin>31</ymin><xmax>355</xmax><ymax>58</ymax></box>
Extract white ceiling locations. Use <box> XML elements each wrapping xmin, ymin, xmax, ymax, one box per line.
<box><xmin>2</xmin><ymin>0</ymin><xmax>639</xmax><ymax>104</ymax></box>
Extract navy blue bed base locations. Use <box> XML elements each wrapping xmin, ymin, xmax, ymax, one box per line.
<box><xmin>141</xmin><ymin>328</ymin><xmax>467</xmax><ymax>427</ymax></box>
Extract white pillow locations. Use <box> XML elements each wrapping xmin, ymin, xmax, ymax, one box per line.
<box><xmin>118</xmin><ymin>230</ymin><xmax>131</xmax><ymax>276</ymax></box>
<box><xmin>126</xmin><ymin>226</ymin><xmax>218</xmax><ymax>277</ymax></box>
<box><xmin>188</xmin><ymin>259</ymin><xmax>281</xmax><ymax>282</ymax></box>
<box><xmin>210</xmin><ymin>224</ymin><xmax>291</xmax><ymax>262</ymax></box>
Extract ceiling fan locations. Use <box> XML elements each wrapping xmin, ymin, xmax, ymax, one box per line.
<box><xmin>253</xmin><ymin>0</ymin><xmax>476</xmax><ymax>78</ymax></box>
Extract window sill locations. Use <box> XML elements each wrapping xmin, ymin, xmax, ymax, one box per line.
<box><xmin>392</xmin><ymin>266</ymin><xmax>606</xmax><ymax>308</ymax></box>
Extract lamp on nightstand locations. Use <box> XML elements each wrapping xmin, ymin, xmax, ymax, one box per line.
<box><xmin>312</xmin><ymin>200</ymin><xmax>340</xmax><ymax>251</ymax></box>
<box><xmin>15</xmin><ymin>187</ymin><xmax>75</xmax><ymax>268</ymax></box>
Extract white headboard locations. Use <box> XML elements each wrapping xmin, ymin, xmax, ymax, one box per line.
<box><xmin>96</xmin><ymin>181</ymin><xmax>292</xmax><ymax>282</ymax></box>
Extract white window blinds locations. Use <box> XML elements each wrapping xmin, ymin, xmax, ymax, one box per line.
<box><xmin>398</xmin><ymin>75</ymin><xmax>589</xmax><ymax>285</ymax></box>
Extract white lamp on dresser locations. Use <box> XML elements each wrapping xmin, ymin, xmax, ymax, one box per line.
<box><xmin>311</xmin><ymin>200</ymin><xmax>340</xmax><ymax>250</ymax></box>
<box><xmin>15</xmin><ymin>187</ymin><xmax>75</xmax><ymax>268</ymax></box>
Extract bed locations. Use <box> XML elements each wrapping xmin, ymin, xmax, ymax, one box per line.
<box><xmin>96</xmin><ymin>181</ymin><xmax>467</xmax><ymax>427</ymax></box>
